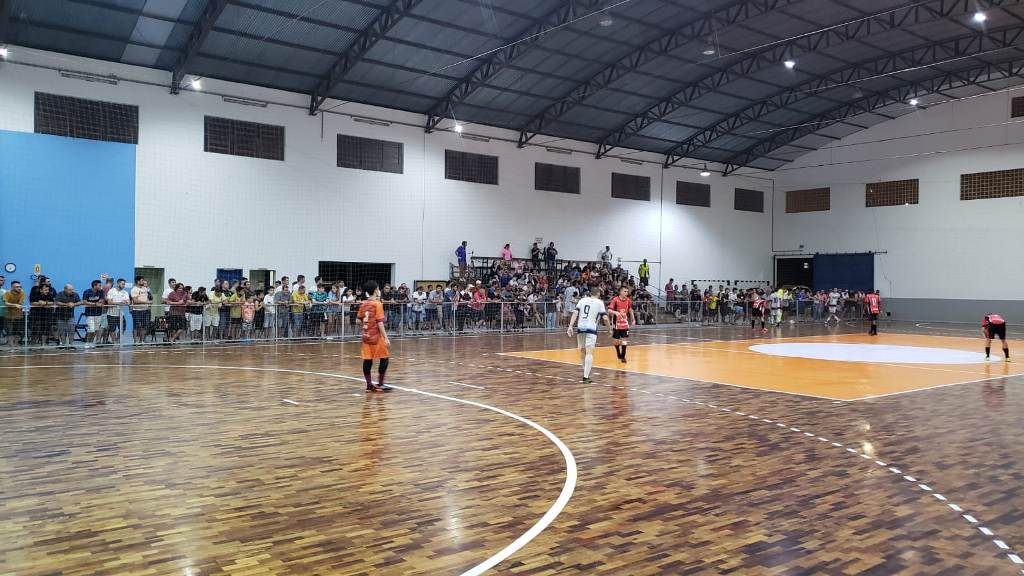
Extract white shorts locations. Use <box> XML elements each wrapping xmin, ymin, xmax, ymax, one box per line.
<box><xmin>86</xmin><ymin>316</ymin><xmax>103</xmax><ymax>333</ymax></box>
<box><xmin>576</xmin><ymin>332</ymin><xmax>597</xmax><ymax>350</ymax></box>
<box><xmin>188</xmin><ymin>313</ymin><xmax>203</xmax><ymax>331</ymax></box>
<box><xmin>204</xmin><ymin>312</ymin><xmax>219</xmax><ymax>327</ymax></box>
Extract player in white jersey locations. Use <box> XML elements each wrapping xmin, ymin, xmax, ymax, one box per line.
<box><xmin>567</xmin><ymin>288</ymin><xmax>611</xmax><ymax>383</ymax></box>
<box><xmin>768</xmin><ymin>289</ymin><xmax>783</xmax><ymax>326</ymax></box>
<box><xmin>825</xmin><ymin>289</ymin><xmax>841</xmax><ymax>326</ymax></box>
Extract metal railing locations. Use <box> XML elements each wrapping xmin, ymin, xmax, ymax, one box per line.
<box><xmin>0</xmin><ymin>297</ymin><xmax>874</xmax><ymax>352</ymax></box>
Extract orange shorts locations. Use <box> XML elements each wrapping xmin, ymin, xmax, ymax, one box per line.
<box><xmin>361</xmin><ymin>339</ymin><xmax>389</xmax><ymax>360</ymax></box>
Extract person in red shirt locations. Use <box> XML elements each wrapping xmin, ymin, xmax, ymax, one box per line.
<box><xmin>609</xmin><ymin>287</ymin><xmax>636</xmax><ymax>363</ymax></box>
<box><xmin>981</xmin><ymin>313</ymin><xmax>1009</xmax><ymax>362</ymax></box>
<box><xmin>751</xmin><ymin>291</ymin><xmax>768</xmax><ymax>333</ymax></box>
<box><xmin>864</xmin><ymin>290</ymin><xmax>882</xmax><ymax>336</ymax></box>
<box><xmin>358</xmin><ymin>280</ymin><xmax>392</xmax><ymax>392</ymax></box>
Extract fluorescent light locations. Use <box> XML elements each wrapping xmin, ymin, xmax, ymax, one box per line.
<box><xmin>223</xmin><ymin>96</ymin><xmax>269</xmax><ymax>108</ymax></box>
<box><xmin>973</xmin><ymin>11</ymin><xmax>987</xmax><ymax>22</ymax></box>
<box><xmin>0</xmin><ymin>45</ymin><xmax>8</xmax><ymax>59</ymax></box>
<box><xmin>783</xmin><ymin>60</ymin><xmax>796</xmax><ymax>69</ymax></box>
<box><xmin>453</xmin><ymin>123</ymin><xmax>463</xmax><ymax>133</ymax></box>
<box><xmin>352</xmin><ymin>116</ymin><xmax>390</xmax><ymax>127</ymax></box>
<box><xmin>59</xmin><ymin>70</ymin><xmax>119</xmax><ymax>85</ymax></box>
<box><xmin>909</xmin><ymin>98</ymin><xmax>919</xmax><ymax>106</ymax></box>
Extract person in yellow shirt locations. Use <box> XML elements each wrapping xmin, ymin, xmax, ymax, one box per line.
<box><xmin>206</xmin><ymin>286</ymin><xmax>226</xmax><ymax>340</ymax></box>
<box><xmin>4</xmin><ymin>281</ymin><xmax>26</xmax><ymax>348</ymax></box>
<box><xmin>637</xmin><ymin>259</ymin><xmax>650</xmax><ymax>288</ymax></box>
<box><xmin>226</xmin><ymin>289</ymin><xmax>244</xmax><ymax>340</ymax></box>
<box><xmin>290</xmin><ymin>285</ymin><xmax>310</xmax><ymax>337</ymax></box>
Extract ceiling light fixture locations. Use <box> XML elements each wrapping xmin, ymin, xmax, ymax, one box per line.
<box><xmin>702</xmin><ymin>40</ymin><xmax>717</xmax><ymax>56</ymax></box>
<box><xmin>909</xmin><ymin>98</ymin><xmax>919</xmax><ymax>106</ymax></box>
<box><xmin>190</xmin><ymin>78</ymin><xmax>202</xmax><ymax>90</ymax></box>
<box><xmin>599</xmin><ymin>13</ymin><xmax>614</xmax><ymax>27</ymax></box>
<box><xmin>783</xmin><ymin>59</ymin><xmax>796</xmax><ymax>69</ymax></box>
<box><xmin>453</xmin><ymin>123</ymin><xmax>463</xmax><ymax>133</ymax></box>
<box><xmin>699</xmin><ymin>164</ymin><xmax>711</xmax><ymax>177</ymax></box>
<box><xmin>973</xmin><ymin>11</ymin><xmax>987</xmax><ymax>22</ymax></box>
<box><xmin>0</xmin><ymin>45</ymin><xmax>8</xmax><ymax>59</ymax></box>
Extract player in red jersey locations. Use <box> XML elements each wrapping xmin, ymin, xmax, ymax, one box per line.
<box><xmin>751</xmin><ymin>291</ymin><xmax>768</xmax><ymax>333</ymax></box>
<box><xmin>982</xmin><ymin>313</ymin><xmax>1010</xmax><ymax>362</ymax></box>
<box><xmin>864</xmin><ymin>290</ymin><xmax>882</xmax><ymax>336</ymax></box>
<box><xmin>609</xmin><ymin>287</ymin><xmax>636</xmax><ymax>363</ymax></box>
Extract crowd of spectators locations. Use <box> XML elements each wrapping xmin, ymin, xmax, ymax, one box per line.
<box><xmin>0</xmin><ymin>246</ymin><xmax>875</xmax><ymax>350</ymax></box>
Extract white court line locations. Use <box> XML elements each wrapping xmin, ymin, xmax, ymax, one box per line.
<box><xmin>2</xmin><ymin>364</ymin><xmax>575</xmax><ymax>576</ymax></box>
<box><xmin>281</xmin><ymin>399</ymin><xmax>300</xmax><ymax>405</ymax></box>
<box><xmin>449</xmin><ymin>381</ymin><xmax>485</xmax><ymax>389</ymax></box>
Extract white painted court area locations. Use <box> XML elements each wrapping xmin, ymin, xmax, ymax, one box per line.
<box><xmin>749</xmin><ymin>343</ymin><xmax>988</xmax><ymax>365</ymax></box>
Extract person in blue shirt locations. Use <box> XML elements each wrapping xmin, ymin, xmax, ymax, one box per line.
<box><xmin>81</xmin><ymin>280</ymin><xmax>106</xmax><ymax>347</ymax></box>
<box><xmin>455</xmin><ymin>241</ymin><xmax>468</xmax><ymax>277</ymax></box>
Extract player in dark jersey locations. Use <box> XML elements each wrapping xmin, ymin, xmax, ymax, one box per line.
<box><xmin>982</xmin><ymin>313</ymin><xmax>1010</xmax><ymax>362</ymax></box>
<box><xmin>751</xmin><ymin>291</ymin><xmax>767</xmax><ymax>333</ymax></box>
<box><xmin>609</xmin><ymin>287</ymin><xmax>636</xmax><ymax>363</ymax></box>
<box><xmin>864</xmin><ymin>290</ymin><xmax>882</xmax><ymax>335</ymax></box>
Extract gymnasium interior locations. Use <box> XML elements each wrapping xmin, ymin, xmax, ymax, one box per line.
<box><xmin>2</xmin><ymin>1</ymin><xmax>1024</xmax><ymax>574</ymax></box>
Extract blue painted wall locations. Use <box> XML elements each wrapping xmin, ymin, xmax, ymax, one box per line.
<box><xmin>0</xmin><ymin>130</ymin><xmax>135</xmax><ymax>295</ymax></box>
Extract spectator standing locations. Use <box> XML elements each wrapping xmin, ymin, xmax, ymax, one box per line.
<box><xmin>162</xmin><ymin>278</ymin><xmax>176</xmax><ymax>301</ymax></box>
<box><xmin>189</xmin><ymin>287</ymin><xmax>209</xmax><ymax>341</ymax></box>
<box><xmin>4</xmin><ymin>281</ymin><xmax>26</xmax><ymax>348</ymax></box>
<box><xmin>290</xmin><ymin>285</ymin><xmax>310</xmax><ymax>337</ymax></box>
<box><xmin>227</xmin><ymin>288</ymin><xmax>244</xmax><ymax>340</ymax></box>
<box><xmin>531</xmin><ymin>242</ymin><xmax>541</xmax><ymax>270</ymax></box>
<box><xmin>0</xmin><ymin>275</ymin><xmax>6</xmax><ymax>343</ymax></box>
<box><xmin>82</xmin><ymin>280</ymin><xmax>106</xmax><ymax>347</ymax></box>
<box><xmin>29</xmin><ymin>283</ymin><xmax>55</xmax><ymax>346</ymax></box>
<box><xmin>599</xmin><ymin>246</ymin><xmax>613</xmax><ymax>268</ymax></box>
<box><xmin>130</xmin><ymin>277</ymin><xmax>152</xmax><ymax>343</ymax></box>
<box><xmin>105</xmin><ymin>278</ymin><xmax>129</xmax><ymax>344</ymax></box>
<box><xmin>164</xmin><ymin>283</ymin><xmax>188</xmax><ymax>343</ymax></box>
<box><xmin>545</xmin><ymin>242</ymin><xmax>558</xmax><ymax>272</ymax></box>
<box><xmin>502</xmin><ymin>243</ymin><xmax>513</xmax><ymax>264</ymax></box>
<box><xmin>412</xmin><ymin>285</ymin><xmax>427</xmax><ymax>331</ymax></box>
<box><xmin>638</xmin><ymin>259</ymin><xmax>650</xmax><ymax>288</ymax></box>
<box><xmin>274</xmin><ymin>283</ymin><xmax>291</xmax><ymax>338</ymax></box>
<box><xmin>456</xmin><ymin>241</ymin><xmax>468</xmax><ymax>277</ymax></box>
<box><xmin>54</xmin><ymin>284</ymin><xmax>80</xmax><ymax>348</ymax></box>
<box><xmin>262</xmin><ymin>288</ymin><xmax>277</xmax><ymax>337</ymax></box>
<box><xmin>309</xmin><ymin>283</ymin><xmax>329</xmax><ymax>338</ymax></box>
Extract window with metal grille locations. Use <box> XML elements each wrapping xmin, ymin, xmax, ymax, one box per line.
<box><xmin>337</xmin><ymin>134</ymin><xmax>403</xmax><ymax>174</ymax></box>
<box><xmin>445</xmin><ymin>149</ymin><xmax>499</xmax><ymax>185</ymax></box>
<box><xmin>34</xmin><ymin>92</ymin><xmax>139</xmax><ymax>144</ymax></box>
<box><xmin>1012</xmin><ymin>96</ymin><xmax>1024</xmax><ymax>118</ymax></box>
<box><xmin>734</xmin><ymin>188</ymin><xmax>764</xmax><ymax>212</ymax></box>
<box><xmin>865</xmin><ymin>179</ymin><xmax>919</xmax><ymax>207</ymax></box>
<box><xmin>611</xmin><ymin>172</ymin><xmax>650</xmax><ymax>201</ymax></box>
<box><xmin>785</xmin><ymin>187</ymin><xmax>830</xmax><ymax>213</ymax></box>
<box><xmin>960</xmin><ymin>168</ymin><xmax>1024</xmax><ymax>201</ymax></box>
<box><xmin>676</xmin><ymin>181</ymin><xmax>711</xmax><ymax>207</ymax></box>
<box><xmin>204</xmin><ymin>116</ymin><xmax>285</xmax><ymax>161</ymax></box>
<box><xmin>535</xmin><ymin>162</ymin><xmax>581</xmax><ymax>194</ymax></box>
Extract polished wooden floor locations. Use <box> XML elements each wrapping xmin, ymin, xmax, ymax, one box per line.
<box><xmin>510</xmin><ymin>332</ymin><xmax>1023</xmax><ymax>400</ymax></box>
<box><xmin>1</xmin><ymin>321</ymin><xmax>1023</xmax><ymax>575</ymax></box>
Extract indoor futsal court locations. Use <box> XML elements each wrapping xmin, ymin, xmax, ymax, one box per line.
<box><xmin>4</xmin><ymin>0</ymin><xmax>1024</xmax><ymax>574</ymax></box>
